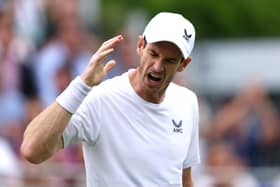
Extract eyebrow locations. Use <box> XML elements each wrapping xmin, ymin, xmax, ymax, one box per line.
<box><xmin>166</xmin><ymin>57</ymin><xmax>180</xmax><ymax>62</ymax></box>
<box><xmin>148</xmin><ymin>49</ymin><xmax>158</xmax><ymax>54</ymax></box>
<box><xmin>148</xmin><ymin>46</ymin><xmax>183</xmax><ymax>63</ymax></box>
<box><xmin>149</xmin><ymin>48</ymin><xmax>181</xmax><ymax>62</ymax></box>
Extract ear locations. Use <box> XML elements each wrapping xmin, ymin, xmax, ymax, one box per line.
<box><xmin>177</xmin><ymin>56</ymin><xmax>192</xmax><ymax>72</ymax></box>
<box><xmin>136</xmin><ymin>35</ymin><xmax>145</xmax><ymax>55</ymax></box>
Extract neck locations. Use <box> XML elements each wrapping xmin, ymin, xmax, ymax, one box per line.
<box><xmin>128</xmin><ymin>69</ymin><xmax>166</xmax><ymax>104</ymax></box>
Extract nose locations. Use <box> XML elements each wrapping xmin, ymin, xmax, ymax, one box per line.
<box><xmin>152</xmin><ymin>59</ymin><xmax>164</xmax><ymax>72</ymax></box>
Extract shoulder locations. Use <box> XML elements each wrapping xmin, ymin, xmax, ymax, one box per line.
<box><xmin>87</xmin><ymin>72</ymin><xmax>128</xmax><ymax>99</ymax></box>
<box><xmin>168</xmin><ymin>83</ymin><xmax>198</xmax><ymax>103</ymax></box>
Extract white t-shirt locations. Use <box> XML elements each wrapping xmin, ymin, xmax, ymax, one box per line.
<box><xmin>63</xmin><ymin>70</ymin><xmax>200</xmax><ymax>187</ymax></box>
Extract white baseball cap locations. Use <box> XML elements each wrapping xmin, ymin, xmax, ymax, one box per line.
<box><xmin>143</xmin><ymin>12</ymin><xmax>195</xmax><ymax>59</ymax></box>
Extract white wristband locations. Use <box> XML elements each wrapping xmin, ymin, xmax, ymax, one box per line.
<box><xmin>56</xmin><ymin>76</ymin><xmax>92</xmax><ymax>114</ymax></box>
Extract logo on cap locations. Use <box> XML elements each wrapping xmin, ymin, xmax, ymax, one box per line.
<box><xmin>183</xmin><ymin>29</ymin><xmax>192</xmax><ymax>42</ymax></box>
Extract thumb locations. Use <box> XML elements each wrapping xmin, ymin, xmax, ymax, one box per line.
<box><xmin>104</xmin><ymin>60</ymin><xmax>116</xmax><ymax>74</ymax></box>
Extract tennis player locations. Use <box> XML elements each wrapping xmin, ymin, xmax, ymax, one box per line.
<box><xmin>21</xmin><ymin>12</ymin><xmax>200</xmax><ymax>187</ymax></box>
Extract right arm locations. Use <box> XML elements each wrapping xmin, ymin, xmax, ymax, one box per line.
<box><xmin>21</xmin><ymin>35</ymin><xmax>123</xmax><ymax>164</ymax></box>
<box><xmin>21</xmin><ymin>102</ymin><xmax>72</xmax><ymax>164</ymax></box>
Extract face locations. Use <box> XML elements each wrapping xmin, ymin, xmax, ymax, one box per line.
<box><xmin>130</xmin><ymin>36</ymin><xmax>191</xmax><ymax>103</ymax></box>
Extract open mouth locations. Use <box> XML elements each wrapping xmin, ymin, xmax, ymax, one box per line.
<box><xmin>148</xmin><ymin>73</ymin><xmax>161</xmax><ymax>82</ymax></box>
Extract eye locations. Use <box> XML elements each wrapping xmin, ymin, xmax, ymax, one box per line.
<box><xmin>149</xmin><ymin>50</ymin><xmax>158</xmax><ymax>57</ymax></box>
<box><xmin>166</xmin><ymin>59</ymin><xmax>179</xmax><ymax>64</ymax></box>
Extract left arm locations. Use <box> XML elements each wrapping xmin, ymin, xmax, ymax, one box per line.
<box><xmin>182</xmin><ymin>167</ymin><xmax>194</xmax><ymax>187</ymax></box>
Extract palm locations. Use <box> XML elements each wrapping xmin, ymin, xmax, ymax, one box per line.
<box><xmin>81</xmin><ymin>35</ymin><xmax>123</xmax><ymax>86</ymax></box>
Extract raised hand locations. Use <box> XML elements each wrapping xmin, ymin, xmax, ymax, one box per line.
<box><xmin>81</xmin><ymin>35</ymin><xmax>124</xmax><ymax>86</ymax></box>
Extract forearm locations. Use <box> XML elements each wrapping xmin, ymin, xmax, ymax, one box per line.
<box><xmin>183</xmin><ymin>180</ymin><xmax>194</xmax><ymax>187</ymax></box>
<box><xmin>255</xmin><ymin>99</ymin><xmax>280</xmax><ymax>142</ymax></box>
<box><xmin>21</xmin><ymin>102</ymin><xmax>72</xmax><ymax>163</ymax></box>
<box><xmin>182</xmin><ymin>168</ymin><xmax>194</xmax><ymax>187</ymax></box>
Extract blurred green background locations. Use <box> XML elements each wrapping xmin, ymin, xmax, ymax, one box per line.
<box><xmin>100</xmin><ymin>0</ymin><xmax>280</xmax><ymax>39</ymax></box>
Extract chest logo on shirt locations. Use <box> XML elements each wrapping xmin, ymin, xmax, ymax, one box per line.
<box><xmin>172</xmin><ymin>119</ymin><xmax>183</xmax><ymax>133</ymax></box>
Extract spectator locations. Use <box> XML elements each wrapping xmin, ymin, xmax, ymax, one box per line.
<box><xmin>34</xmin><ymin>2</ymin><xmax>97</xmax><ymax>106</ymax></box>
<box><xmin>207</xmin><ymin>80</ymin><xmax>280</xmax><ymax>167</ymax></box>
<box><xmin>195</xmin><ymin>142</ymin><xmax>259</xmax><ymax>187</ymax></box>
<box><xmin>0</xmin><ymin>0</ymin><xmax>38</xmax><ymax>154</ymax></box>
<box><xmin>0</xmin><ymin>137</ymin><xmax>22</xmax><ymax>186</ymax></box>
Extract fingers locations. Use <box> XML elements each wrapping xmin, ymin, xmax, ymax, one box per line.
<box><xmin>91</xmin><ymin>35</ymin><xmax>123</xmax><ymax>65</ymax></box>
<box><xmin>104</xmin><ymin>60</ymin><xmax>116</xmax><ymax>74</ymax></box>
<box><xmin>90</xmin><ymin>48</ymin><xmax>114</xmax><ymax>63</ymax></box>
<box><xmin>103</xmin><ymin>35</ymin><xmax>123</xmax><ymax>45</ymax></box>
<box><xmin>99</xmin><ymin>35</ymin><xmax>123</xmax><ymax>52</ymax></box>
<box><xmin>81</xmin><ymin>35</ymin><xmax>123</xmax><ymax>86</ymax></box>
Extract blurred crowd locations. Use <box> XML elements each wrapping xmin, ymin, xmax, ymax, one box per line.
<box><xmin>0</xmin><ymin>0</ymin><xmax>280</xmax><ymax>187</ymax></box>
<box><xmin>195</xmin><ymin>80</ymin><xmax>280</xmax><ymax>187</ymax></box>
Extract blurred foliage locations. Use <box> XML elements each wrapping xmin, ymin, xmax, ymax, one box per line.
<box><xmin>100</xmin><ymin>0</ymin><xmax>280</xmax><ymax>40</ymax></box>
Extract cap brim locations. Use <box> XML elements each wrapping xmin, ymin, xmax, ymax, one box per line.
<box><xmin>145</xmin><ymin>34</ymin><xmax>190</xmax><ymax>59</ymax></box>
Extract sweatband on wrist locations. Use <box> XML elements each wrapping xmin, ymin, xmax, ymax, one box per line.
<box><xmin>56</xmin><ymin>76</ymin><xmax>92</xmax><ymax>114</ymax></box>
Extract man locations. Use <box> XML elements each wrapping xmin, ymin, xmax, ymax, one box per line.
<box><xmin>21</xmin><ymin>12</ymin><xmax>200</xmax><ymax>187</ymax></box>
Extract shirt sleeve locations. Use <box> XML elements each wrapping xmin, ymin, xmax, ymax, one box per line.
<box><xmin>183</xmin><ymin>95</ymin><xmax>201</xmax><ymax>168</ymax></box>
<box><xmin>62</xmin><ymin>92</ymin><xmax>101</xmax><ymax>148</ymax></box>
